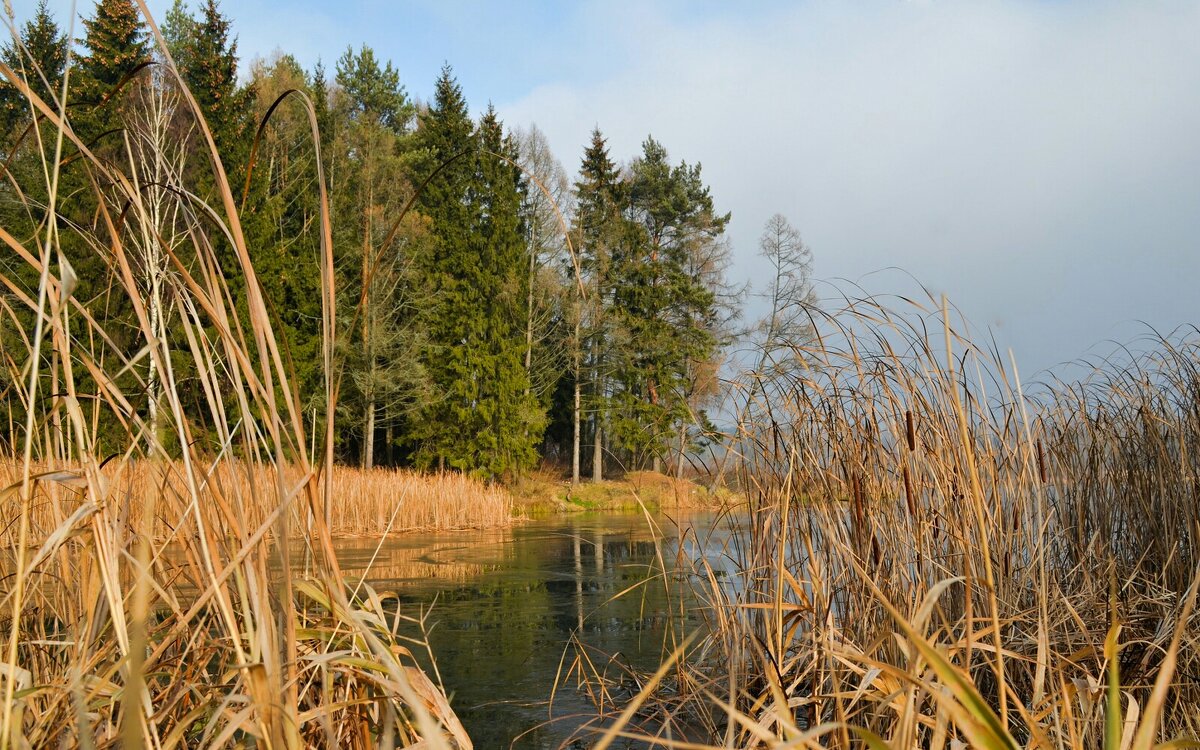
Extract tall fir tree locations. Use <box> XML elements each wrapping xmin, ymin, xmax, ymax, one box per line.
<box><xmin>410</xmin><ymin>65</ymin><xmax>476</xmax><ymax>470</ymax></box>
<box><xmin>0</xmin><ymin>1</ymin><xmax>69</xmax><ymax>398</ymax></box>
<box><xmin>473</xmin><ymin>105</ymin><xmax>544</xmax><ymax>476</ymax></box>
<box><xmin>411</xmin><ymin>67</ymin><xmax>541</xmax><ymax>477</ymax></box>
<box><xmin>0</xmin><ymin>1</ymin><xmax>67</xmax><ymax>142</ymax></box>
<box><xmin>572</xmin><ymin>127</ymin><xmax>623</xmax><ymax>481</ymax></box>
<box><xmin>77</xmin><ymin>0</ymin><xmax>149</xmax><ymax>143</ymax></box>
<box><xmin>172</xmin><ymin>0</ymin><xmax>254</xmax><ymax>176</ymax></box>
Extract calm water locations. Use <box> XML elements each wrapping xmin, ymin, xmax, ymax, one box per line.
<box><xmin>331</xmin><ymin>512</ymin><xmax>744</xmax><ymax>749</ymax></box>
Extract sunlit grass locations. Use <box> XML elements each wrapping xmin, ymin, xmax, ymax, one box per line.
<box><xmin>565</xmin><ymin>296</ymin><xmax>1200</xmax><ymax>749</ymax></box>
<box><xmin>0</xmin><ymin>5</ymin><xmax>470</xmax><ymax>745</ymax></box>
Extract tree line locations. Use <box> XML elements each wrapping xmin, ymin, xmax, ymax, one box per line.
<box><xmin>0</xmin><ymin>1</ymin><xmax>815</xmax><ymax>482</ymax></box>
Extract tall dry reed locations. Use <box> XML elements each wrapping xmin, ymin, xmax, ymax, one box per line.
<box><xmin>0</xmin><ymin>4</ymin><xmax>470</xmax><ymax>746</ymax></box>
<box><xmin>0</xmin><ymin>460</ymin><xmax>511</xmax><ymax>541</ymax></box>
<box><xmin>570</xmin><ymin>295</ymin><xmax>1200</xmax><ymax>749</ymax></box>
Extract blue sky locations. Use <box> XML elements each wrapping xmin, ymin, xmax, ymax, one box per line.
<box><xmin>8</xmin><ymin>1</ymin><xmax>1200</xmax><ymax>376</ymax></box>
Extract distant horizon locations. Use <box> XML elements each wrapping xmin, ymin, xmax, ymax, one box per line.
<box><xmin>11</xmin><ymin>0</ymin><xmax>1200</xmax><ymax>376</ymax></box>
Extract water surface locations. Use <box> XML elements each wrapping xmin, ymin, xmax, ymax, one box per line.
<box><xmin>332</xmin><ymin>512</ymin><xmax>742</xmax><ymax>749</ymax></box>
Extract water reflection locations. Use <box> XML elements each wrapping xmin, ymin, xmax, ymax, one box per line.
<box><xmin>332</xmin><ymin>512</ymin><xmax>741</xmax><ymax>749</ymax></box>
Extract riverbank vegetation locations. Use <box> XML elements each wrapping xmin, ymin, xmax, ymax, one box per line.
<box><xmin>512</xmin><ymin>469</ymin><xmax>728</xmax><ymax>515</ymax></box>
<box><xmin>0</xmin><ymin>460</ymin><xmax>511</xmax><ymax>540</ymax></box>
<box><xmin>566</xmin><ymin>297</ymin><xmax>1200</xmax><ymax>748</ymax></box>
<box><xmin>0</xmin><ymin>2</ymin><xmax>476</xmax><ymax>745</ymax></box>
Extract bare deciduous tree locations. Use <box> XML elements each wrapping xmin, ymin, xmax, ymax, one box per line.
<box><xmin>123</xmin><ymin>71</ymin><xmax>193</xmax><ymax>454</ymax></box>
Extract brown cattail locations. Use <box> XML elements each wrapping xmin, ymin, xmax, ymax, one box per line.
<box><xmin>903</xmin><ymin>464</ymin><xmax>916</xmax><ymax>519</ymax></box>
<box><xmin>905</xmin><ymin>410</ymin><xmax>917</xmax><ymax>452</ymax></box>
<box><xmin>1036</xmin><ymin>439</ymin><xmax>1047</xmax><ymax>484</ymax></box>
<box><xmin>851</xmin><ymin>472</ymin><xmax>865</xmax><ymax>556</ymax></box>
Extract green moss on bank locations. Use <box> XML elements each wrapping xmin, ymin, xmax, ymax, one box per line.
<box><xmin>509</xmin><ymin>470</ymin><xmax>731</xmax><ymax>517</ymax></box>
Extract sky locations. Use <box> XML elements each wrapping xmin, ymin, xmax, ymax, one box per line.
<box><xmin>11</xmin><ymin>0</ymin><xmax>1200</xmax><ymax>377</ymax></box>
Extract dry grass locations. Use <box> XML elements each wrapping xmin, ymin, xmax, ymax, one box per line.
<box><xmin>566</xmin><ymin>296</ymin><xmax>1200</xmax><ymax>749</ymax></box>
<box><xmin>0</xmin><ymin>460</ymin><xmax>511</xmax><ymax>543</ymax></box>
<box><xmin>0</xmin><ymin>5</ymin><xmax>470</xmax><ymax>746</ymax></box>
<box><xmin>328</xmin><ymin>465</ymin><xmax>511</xmax><ymax>534</ymax></box>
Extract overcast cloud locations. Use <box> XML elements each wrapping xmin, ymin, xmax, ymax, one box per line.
<box><xmin>497</xmin><ymin>1</ymin><xmax>1200</xmax><ymax>375</ymax></box>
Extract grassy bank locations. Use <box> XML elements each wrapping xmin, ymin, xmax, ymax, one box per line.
<box><xmin>511</xmin><ymin>469</ymin><xmax>730</xmax><ymax>516</ymax></box>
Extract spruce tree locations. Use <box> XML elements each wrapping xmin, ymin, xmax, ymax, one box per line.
<box><xmin>410</xmin><ymin>65</ymin><xmax>476</xmax><ymax>470</ymax></box>
<box><xmin>173</xmin><ymin>0</ymin><xmax>254</xmax><ymax>173</ymax></box>
<box><xmin>77</xmin><ymin>0</ymin><xmax>149</xmax><ymax>143</ymax></box>
<box><xmin>572</xmin><ymin>127</ymin><xmax>623</xmax><ymax>481</ymax></box>
<box><xmin>309</xmin><ymin>60</ymin><xmax>332</xmax><ymax>158</ymax></box>
<box><xmin>0</xmin><ymin>1</ymin><xmax>67</xmax><ymax>141</ymax></box>
<box><xmin>412</xmin><ymin>68</ymin><xmax>541</xmax><ymax>477</ymax></box>
<box><xmin>0</xmin><ymin>2</ymin><xmax>68</xmax><ymax>391</ymax></box>
<box><xmin>473</xmin><ymin>105</ymin><xmax>543</xmax><ymax>476</ymax></box>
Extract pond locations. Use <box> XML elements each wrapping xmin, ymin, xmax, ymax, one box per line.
<box><xmin>330</xmin><ymin>511</ymin><xmax>745</xmax><ymax>749</ymax></box>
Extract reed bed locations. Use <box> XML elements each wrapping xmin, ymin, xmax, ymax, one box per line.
<box><xmin>0</xmin><ymin>6</ymin><xmax>469</xmax><ymax>746</ymax></box>
<box><xmin>568</xmin><ymin>296</ymin><xmax>1200</xmax><ymax>749</ymax></box>
<box><xmin>329</xmin><ymin>465</ymin><xmax>511</xmax><ymax>534</ymax></box>
<box><xmin>0</xmin><ymin>459</ymin><xmax>512</xmax><ymax>543</ymax></box>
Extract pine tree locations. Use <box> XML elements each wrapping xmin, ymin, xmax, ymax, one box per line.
<box><xmin>161</xmin><ymin>0</ymin><xmax>196</xmax><ymax>66</ymax></box>
<box><xmin>610</xmin><ymin>136</ymin><xmax>730</xmax><ymax>471</ymax></box>
<box><xmin>331</xmin><ymin>44</ymin><xmax>424</xmax><ymax>468</ymax></box>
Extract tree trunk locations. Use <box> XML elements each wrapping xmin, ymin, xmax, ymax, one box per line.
<box><xmin>385</xmin><ymin>421</ymin><xmax>393</xmax><ymax>467</ymax></box>
<box><xmin>592</xmin><ymin>413</ymin><xmax>603</xmax><ymax>483</ymax></box>
<box><xmin>572</xmin><ymin>313</ymin><xmax>582</xmax><ymax>486</ymax></box>
<box><xmin>524</xmin><ymin>224</ymin><xmax>537</xmax><ymax>393</ymax></box>
<box><xmin>572</xmin><ymin>382</ymin><xmax>581</xmax><ymax>486</ymax></box>
<box><xmin>361</xmin><ymin>190</ymin><xmax>374</xmax><ymax>471</ymax></box>
<box><xmin>676</xmin><ymin>421</ymin><xmax>686</xmax><ymax>480</ymax></box>
<box><xmin>592</xmin><ymin>367</ymin><xmax>604</xmax><ymax>480</ymax></box>
<box><xmin>363</xmin><ymin>398</ymin><xmax>375</xmax><ymax>470</ymax></box>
